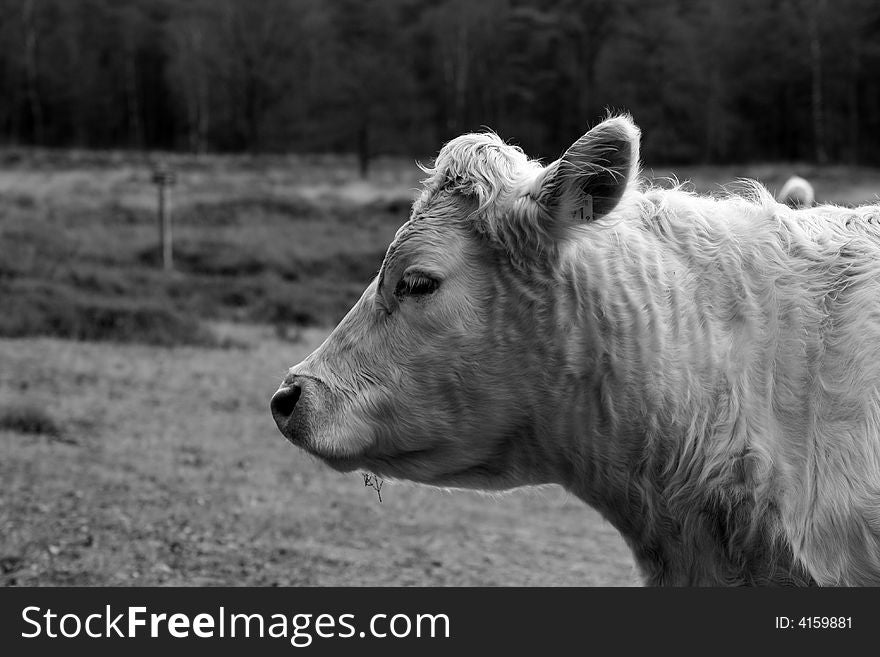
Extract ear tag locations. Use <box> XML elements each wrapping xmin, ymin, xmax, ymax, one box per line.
<box><xmin>576</xmin><ymin>194</ymin><xmax>594</xmax><ymax>222</ymax></box>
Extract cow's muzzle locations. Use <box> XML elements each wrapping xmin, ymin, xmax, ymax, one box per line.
<box><xmin>271</xmin><ymin>375</ymin><xmax>323</xmax><ymax>445</ymax></box>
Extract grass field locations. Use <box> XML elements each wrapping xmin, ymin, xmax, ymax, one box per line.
<box><xmin>0</xmin><ymin>326</ymin><xmax>635</xmax><ymax>586</ymax></box>
<box><xmin>1</xmin><ymin>150</ymin><xmax>878</xmax><ymax>586</ymax></box>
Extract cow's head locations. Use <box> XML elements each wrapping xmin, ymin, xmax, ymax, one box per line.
<box><xmin>271</xmin><ymin>115</ymin><xmax>640</xmax><ymax>490</ymax></box>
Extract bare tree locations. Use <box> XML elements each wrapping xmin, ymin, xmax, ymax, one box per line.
<box><xmin>166</xmin><ymin>3</ymin><xmax>215</xmax><ymax>153</ymax></box>
<box><xmin>807</xmin><ymin>0</ymin><xmax>828</xmax><ymax>164</ymax></box>
<box><xmin>21</xmin><ymin>0</ymin><xmax>43</xmax><ymax>144</ymax></box>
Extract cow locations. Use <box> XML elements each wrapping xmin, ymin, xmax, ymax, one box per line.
<box><xmin>777</xmin><ymin>175</ymin><xmax>815</xmax><ymax>208</ymax></box>
<box><xmin>271</xmin><ymin>115</ymin><xmax>880</xmax><ymax>586</ymax></box>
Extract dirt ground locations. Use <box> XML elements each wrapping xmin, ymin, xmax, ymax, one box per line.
<box><xmin>0</xmin><ymin>325</ymin><xmax>638</xmax><ymax>587</ymax></box>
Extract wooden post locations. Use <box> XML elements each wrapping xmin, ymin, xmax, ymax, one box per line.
<box><xmin>152</xmin><ymin>165</ymin><xmax>177</xmax><ymax>271</ymax></box>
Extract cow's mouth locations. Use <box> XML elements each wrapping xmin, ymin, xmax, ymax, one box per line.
<box><xmin>272</xmin><ymin>379</ymin><xmax>510</xmax><ymax>487</ymax></box>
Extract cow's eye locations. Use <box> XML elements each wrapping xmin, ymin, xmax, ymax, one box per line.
<box><xmin>395</xmin><ymin>271</ymin><xmax>440</xmax><ymax>299</ymax></box>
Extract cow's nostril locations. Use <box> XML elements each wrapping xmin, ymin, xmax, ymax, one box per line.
<box><xmin>271</xmin><ymin>384</ymin><xmax>302</xmax><ymax>420</ymax></box>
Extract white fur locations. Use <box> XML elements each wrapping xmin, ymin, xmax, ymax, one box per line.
<box><xmin>275</xmin><ymin>116</ymin><xmax>880</xmax><ymax>586</ymax></box>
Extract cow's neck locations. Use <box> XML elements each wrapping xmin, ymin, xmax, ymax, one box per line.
<box><xmin>536</xmin><ymin>230</ymin><xmax>812</xmax><ymax>585</ymax></box>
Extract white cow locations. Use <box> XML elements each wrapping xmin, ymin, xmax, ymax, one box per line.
<box><xmin>778</xmin><ymin>175</ymin><xmax>815</xmax><ymax>208</ymax></box>
<box><xmin>272</xmin><ymin>115</ymin><xmax>880</xmax><ymax>586</ymax></box>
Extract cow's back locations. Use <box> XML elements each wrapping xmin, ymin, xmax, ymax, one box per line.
<box><xmin>635</xmin><ymin>191</ymin><xmax>880</xmax><ymax>584</ymax></box>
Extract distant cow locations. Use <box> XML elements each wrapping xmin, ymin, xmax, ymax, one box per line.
<box><xmin>271</xmin><ymin>115</ymin><xmax>880</xmax><ymax>586</ymax></box>
<box><xmin>777</xmin><ymin>175</ymin><xmax>815</xmax><ymax>208</ymax></box>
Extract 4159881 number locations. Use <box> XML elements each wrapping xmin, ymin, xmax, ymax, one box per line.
<box><xmin>775</xmin><ymin>616</ymin><xmax>852</xmax><ymax>629</ymax></box>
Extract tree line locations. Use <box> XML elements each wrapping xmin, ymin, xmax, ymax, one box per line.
<box><xmin>0</xmin><ymin>0</ymin><xmax>878</xmax><ymax>168</ymax></box>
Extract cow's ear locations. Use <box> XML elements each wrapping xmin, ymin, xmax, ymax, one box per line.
<box><xmin>529</xmin><ymin>115</ymin><xmax>640</xmax><ymax>230</ymax></box>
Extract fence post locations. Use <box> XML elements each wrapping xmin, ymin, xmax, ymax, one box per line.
<box><xmin>152</xmin><ymin>165</ymin><xmax>177</xmax><ymax>272</ymax></box>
